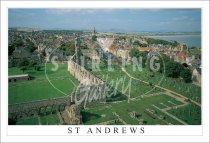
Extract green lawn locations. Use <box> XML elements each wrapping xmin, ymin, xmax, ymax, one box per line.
<box><xmin>9</xmin><ymin>63</ymin><xmax>79</xmax><ymax>104</ymax></box>
<box><xmin>188</xmin><ymin>48</ymin><xmax>201</xmax><ymax>58</ymax></box>
<box><xmin>10</xmin><ymin>62</ymin><xmax>201</xmax><ymax>125</ymax></box>
<box><xmin>168</xmin><ymin>103</ymin><xmax>201</xmax><ymax>125</ymax></box>
<box><xmin>16</xmin><ymin>114</ymin><xmax>61</xmax><ymax>125</ymax></box>
<box><xmin>9</xmin><ymin>63</ymin><xmax>73</xmax><ymax>79</ymax></box>
<box><xmin>81</xmin><ymin>61</ymin><xmax>199</xmax><ymax>125</ymax></box>
<box><xmin>40</xmin><ymin>114</ymin><xmax>60</xmax><ymax>125</ymax></box>
<box><xmin>16</xmin><ymin>117</ymin><xmax>39</xmax><ymax>125</ymax></box>
<box><xmin>81</xmin><ymin>108</ymin><xmax>116</xmax><ymax>125</ymax></box>
<box><xmin>91</xmin><ymin>65</ymin><xmax>163</xmax><ymax>98</ymax></box>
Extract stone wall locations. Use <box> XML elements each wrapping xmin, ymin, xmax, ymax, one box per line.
<box><xmin>9</xmin><ymin>93</ymin><xmax>74</xmax><ymax>120</ymax></box>
<box><xmin>9</xmin><ymin>74</ymin><xmax>30</xmax><ymax>82</ymax></box>
<box><xmin>68</xmin><ymin>60</ymin><xmax>104</xmax><ymax>85</ymax></box>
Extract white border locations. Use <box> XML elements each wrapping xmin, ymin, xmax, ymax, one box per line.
<box><xmin>1</xmin><ymin>1</ymin><xmax>209</xmax><ymax>142</ymax></box>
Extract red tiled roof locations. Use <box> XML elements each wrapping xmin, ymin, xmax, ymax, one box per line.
<box><xmin>177</xmin><ymin>52</ymin><xmax>187</xmax><ymax>59</ymax></box>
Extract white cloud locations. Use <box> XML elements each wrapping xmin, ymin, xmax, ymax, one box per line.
<box><xmin>45</xmin><ymin>9</ymin><xmax>116</xmax><ymax>15</ymax></box>
<box><xmin>45</xmin><ymin>9</ymin><xmax>82</xmax><ymax>15</ymax></box>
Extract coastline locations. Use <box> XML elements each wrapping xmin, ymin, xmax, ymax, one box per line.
<box><xmin>143</xmin><ymin>34</ymin><xmax>201</xmax><ymax>37</ymax></box>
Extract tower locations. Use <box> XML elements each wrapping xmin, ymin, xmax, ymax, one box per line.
<box><xmin>75</xmin><ymin>37</ymin><xmax>82</xmax><ymax>64</ymax></box>
<box><xmin>93</xmin><ymin>27</ymin><xmax>96</xmax><ymax>35</ymax></box>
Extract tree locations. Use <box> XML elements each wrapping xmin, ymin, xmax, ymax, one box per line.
<box><xmin>19</xmin><ymin>58</ymin><xmax>29</xmax><ymax>67</ymax></box>
<box><xmin>26</xmin><ymin>38</ymin><xmax>37</xmax><ymax>53</ymax></box>
<box><xmin>129</xmin><ymin>48</ymin><xmax>140</xmax><ymax>58</ymax></box>
<box><xmin>146</xmin><ymin>38</ymin><xmax>177</xmax><ymax>46</ymax></box>
<box><xmin>133</xmin><ymin>40</ymin><xmax>148</xmax><ymax>47</ymax></box>
<box><xmin>80</xmin><ymin>43</ymin><xmax>88</xmax><ymax>49</ymax></box>
<box><xmin>42</xmin><ymin>50</ymin><xmax>46</xmax><ymax>57</ymax></box>
<box><xmin>100</xmin><ymin>59</ymin><xmax>108</xmax><ymax>69</ymax></box>
<box><xmin>20</xmin><ymin>66</ymin><xmax>27</xmax><ymax>73</ymax></box>
<box><xmin>165</xmin><ymin>61</ymin><xmax>183</xmax><ymax>78</ymax></box>
<box><xmin>139</xmin><ymin>51</ymin><xmax>149</xmax><ymax>67</ymax></box>
<box><xmin>140</xmin><ymin>43</ymin><xmax>148</xmax><ymax>47</ymax></box>
<box><xmin>34</xmin><ymin>65</ymin><xmax>41</xmax><ymax>71</ymax></box>
<box><xmin>119</xmin><ymin>36</ymin><xmax>126</xmax><ymax>40</ymax></box>
<box><xmin>133</xmin><ymin>40</ymin><xmax>141</xmax><ymax>46</ymax></box>
<box><xmin>129</xmin><ymin>38</ymin><xmax>133</xmax><ymax>45</ymax></box>
<box><xmin>14</xmin><ymin>37</ymin><xmax>24</xmax><ymax>47</ymax></box>
<box><xmin>173</xmin><ymin>41</ymin><xmax>178</xmax><ymax>46</ymax></box>
<box><xmin>8</xmin><ymin>118</ymin><xmax>17</xmax><ymax>125</ymax></box>
<box><xmin>29</xmin><ymin>60</ymin><xmax>37</xmax><ymax>68</ymax></box>
<box><xmin>129</xmin><ymin>49</ymin><xmax>148</xmax><ymax>68</ymax></box>
<box><xmin>180</xmin><ymin>68</ymin><xmax>192</xmax><ymax>83</ymax></box>
<box><xmin>92</xmin><ymin>35</ymin><xmax>97</xmax><ymax>41</ymax></box>
<box><xmin>149</xmin><ymin>82</ymin><xmax>153</xmax><ymax>86</ymax></box>
<box><xmin>8</xmin><ymin>44</ymin><xmax>15</xmax><ymax>56</ymax></box>
<box><xmin>60</xmin><ymin>41</ymin><xmax>75</xmax><ymax>56</ymax></box>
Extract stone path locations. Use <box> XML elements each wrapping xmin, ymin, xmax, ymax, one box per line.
<box><xmin>132</xmin><ymin>91</ymin><xmax>167</xmax><ymax>100</ymax></box>
<box><xmin>145</xmin><ymin>108</ymin><xmax>172</xmax><ymax>125</ymax></box>
<box><xmin>152</xmin><ymin>104</ymin><xmax>188</xmax><ymax>125</ymax></box>
<box><xmin>97</xmin><ymin>119</ymin><xmax>116</xmax><ymax>125</ymax></box>
<box><xmin>112</xmin><ymin>112</ymin><xmax>128</xmax><ymax>125</ymax></box>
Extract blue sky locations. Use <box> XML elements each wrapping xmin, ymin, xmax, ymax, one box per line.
<box><xmin>9</xmin><ymin>9</ymin><xmax>201</xmax><ymax>32</ymax></box>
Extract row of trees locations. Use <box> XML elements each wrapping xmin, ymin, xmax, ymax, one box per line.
<box><xmin>60</xmin><ymin>41</ymin><xmax>75</xmax><ymax>56</ymax></box>
<box><xmin>146</xmin><ymin>38</ymin><xmax>179</xmax><ymax>47</ymax></box>
<box><xmin>18</xmin><ymin>58</ymin><xmax>41</xmax><ymax>73</ymax></box>
<box><xmin>129</xmin><ymin>48</ymin><xmax>192</xmax><ymax>83</ymax></box>
<box><xmin>163</xmin><ymin>59</ymin><xmax>191</xmax><ymax>82</ymax></box>
<box><xmin>147</xmin><ymin>54</ymin><xmax>192</xmax><ymax>83</ymax></box>
<box><xmin>9</xmin><ymin>37</ymin><xmax>37</xmax><ymax>56</ymax></box>
<box><xmin>129</xmin><ymin>48</ymin><xmax>148</xmax><ymax>68</ymax></box>
<box><xmin>92</xmin><ymin>35</ymin><xmax>97</xmax><ymax>41</ymax></box>
<box><xmin>129</xmin><ymin>38</ymin><xmax>179</xmax><ymax>48</ymax></box>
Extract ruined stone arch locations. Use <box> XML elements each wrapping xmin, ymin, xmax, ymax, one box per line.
<box><xmin>28</xmin><ymin>109</ymin><xmax>38</xmax><ymax>117</ymax></box>
<box><xmin>16</xmin><ymin>111</ymin><xmax>28</xmax><ymax>120</ymax></box>
<box><xmin>45</xmin><ymin>105</ymin><xmax>54</xmax><ymax>115</ymax></box>
<box><xmin>58</xmin><ymin>103</ymin><xmax>67</xmax><ymax>112</ymax></box>
<box><xmin>39</xmin><ymin>106</ymin><xmax>47</xmax><ymax>115</ymax></box>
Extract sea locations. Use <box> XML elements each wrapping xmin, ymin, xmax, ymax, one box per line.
<box><xmin>146</xmin><ymin>34</ymin><xmax>201</xmax><ymax>48</ymax></box>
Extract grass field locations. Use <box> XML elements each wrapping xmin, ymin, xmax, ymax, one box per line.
<box><xmin>9</xmin><ymin>63</ymin><xmax>79</xmax><ymax>104</ymax></box>
<box><xmin>168</xmin><ymin>103</ymin><xmax>201</xmax><ymax>125</ymax></box>
<box><xmin>188</xmin><ymin>48</ymin><xmax>201</xmax><ymax>58</ymax></box>
<box><xmin>125</xmin><ymin>65</ymin><xmax>201</xmax><ymax>103</ymax></box>
<box><xmin>16</xmin><ymin>113</ymin><xmax>61</xmax><ymax>125</ymax></box>
<box><xmin>82</xmin><ymin>94</ymin><xmax>186</xmax><ymax>125</ymax></box>
<box><xmin>91</xmin><ymin>65</ymin><xmax>163</xmax><ymax>98</ymax></box>
<box><xmin>16</xmin><ymin>117</ymin><xmax>39</xmax><ymax>125</ymax></box>
<box><xmin>40</xmin><ymin>114</ymin><xmax>60</xmax><ymax>125</ymax></box>
<box><xmin>11</xmin><ymin>61</ymin><xmax>201</xmax><ymax>125</ymax></box>
<box><xmin>82</xmin><ymin>61</ymin><xmax>201</xmax><ymax>125</ymax></box>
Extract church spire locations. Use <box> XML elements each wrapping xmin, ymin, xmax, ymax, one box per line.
<box><xmin>93</xmin><ymin>27</ymin><xmax>96</xmax><ymax>35</ymax></box>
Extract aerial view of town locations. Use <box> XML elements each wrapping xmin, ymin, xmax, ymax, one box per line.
<box><xmin>8</xmin><ymin>9</ymin><xmax>201</xmax><ymax>125</ymax></box>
